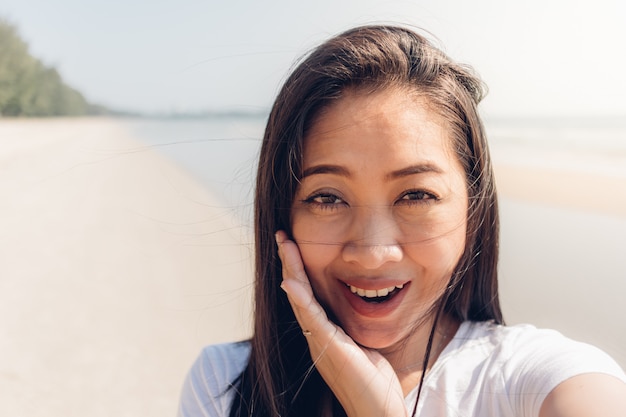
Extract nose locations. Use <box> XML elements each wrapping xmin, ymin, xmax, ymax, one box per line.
<box><xmin>341</xmin><ymin>207</ymin><xmax>403</xmax><ymax>269</ymax></box>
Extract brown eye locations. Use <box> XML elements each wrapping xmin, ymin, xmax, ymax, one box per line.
<box><xmin>402</xmin><ymin>191</ymin><xmax>431</xmax><ymax>200</ymax></box>
<box><xmin>310</xmin><ymin>193</ymin><xmax>344</xmax><ymax>205</ymax></box>
<box><xmin>300</xmin><ymin>192</ymin><xmax>348</xmax><ymax>213</ymax></box>
<box><xmin>397</xmin><ymin>190</ymin><xmax>438</xmax><ymax>206</ymax></box>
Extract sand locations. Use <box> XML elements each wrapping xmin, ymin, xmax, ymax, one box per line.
<box><xmin>1</xmin><ymin>118</ymin><xmax>624</xmax><ymax>416</ymax></box>
<box><xmin>0</xmin><ymin>118</ymin><xmax>253</xmax><ymax>417</ymax></box>
<box><xmin>492</xmin><ymin>141</ymin><xmax>626</xmax><ymax>218</ymax></box>
<box><xmin>492</xmin><ymin>142</ymin><xmax>626</xmax><ymax>369</ymax></box>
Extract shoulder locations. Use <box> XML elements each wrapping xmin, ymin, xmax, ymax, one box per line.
<box><xmin>539</xmin><ymin>372</ymin><xmax>626</xmax><ymax>417</ymax></box>
<box><xmin>467</xmin><ymin>322</ymin><xmax>625</xmax><ymax>382</ymax></box>
<box><xmin>421</xmin><ymin>321</ymin><xmax>625</xmax><ymax>416</ymax></box>
<box><xmin>458</xmin><ymin>321</ymin><xmax>625</xmax><ymax>388</ymax></box>
<box><xmin>178</xmin><ymin>341</ymin><xmax>251</xmax><ymax>417</ymax></box>
<box><xmin>195</xmin><ymin>342</ymin><xmax>252</xmax><ymax>372</ymax></box>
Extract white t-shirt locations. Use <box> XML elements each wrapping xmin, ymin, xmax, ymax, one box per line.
<box><xmin>178</xmin><ymin>321</ymin><xmax>626</xmax><ymax>417</ymax></box>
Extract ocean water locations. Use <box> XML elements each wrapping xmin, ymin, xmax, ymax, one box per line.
<box><xmin>120</xmin><ymin>116</ymin><xmax>265</xmax><ymax>227</ymax></box>
<box><xmin>486</xmin><ymin>117</ymin><xmax>626</xmax><ymax>153</ymax></box>
<box><xmin>121</xmin><ymin>116</ymin><xmax>626</xmax><ymax>367</ymax></box>
<box><xmin>486</xmin><ymin>117</ymin><xmax>626</xmax><ymax>178</ymax></box>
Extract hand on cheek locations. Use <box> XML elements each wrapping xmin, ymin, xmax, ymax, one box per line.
<box><xmin>275</xmin><ymin>230</ymin><xmax>335</xmax><ymax>339</ymax></box>
<box><xmin>275</xmin><ymin>230</ymin><xmax>408</xmax><ymax>417</ymax></box>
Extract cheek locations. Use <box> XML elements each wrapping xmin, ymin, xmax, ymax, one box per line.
<box><xmin>439</xmin><ymin>224</ymin><xmax>466</xmax><ymax>270</ymax></box>
<box><xmin>292</xmin><ymin>235</ymin><xmax>340</xmax><ymax>310</ymax></box>
<box><xmin>398</xmin><ymin>202</ymin><xmax>467</xmax><ymax>249</ymax></box>
<box><xmin>291</xmin><ymin>208</ymin><xmax>348</xmax><ymax>252</ymax></box>
<box><xmin>434</xmin><ymin>208</ymin><xmax>467</xmax><ymax>269</ymax></box>
<box><xmin>407</xmin><ymin>235</ymin><xmax>463</xmax><ymax>269</ymax></box>
<box><xmin>402</xmin><ymin>210</ymin><xmax>467</xmax><ymax>278</ymax></box>
<box><xmin>291</xmin><ymin>215</ymin><xmax>340</xmax><ymax>279</ymax></box>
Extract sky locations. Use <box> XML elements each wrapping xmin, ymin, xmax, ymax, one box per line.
<box><xmin>2</xmin><ymin>0</ymin><xmax>625</xmax><ymax>118</ymax></box>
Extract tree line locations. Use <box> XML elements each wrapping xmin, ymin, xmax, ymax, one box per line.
<box><xmin>0</xmin><ymin>19</ymin><xmax>107</xmax><ymax>117</ymax></box>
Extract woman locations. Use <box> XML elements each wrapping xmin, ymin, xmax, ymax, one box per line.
<box><xmin>179</xmin><ymin>25</ymin><xmax>626</xmax><ymax>416</ymax></box>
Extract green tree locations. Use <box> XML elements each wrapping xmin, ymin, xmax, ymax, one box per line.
<box><xmin>0</xmin><ymin>18</ymin><xmax>93</xmax><ymax>116</ymax></box>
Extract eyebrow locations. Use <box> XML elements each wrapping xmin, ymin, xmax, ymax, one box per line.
<box><xmin>301</xmin><ymin>164</ymin><xmax>350</xmax><ymax>179</ymax></box>
<box><xmin>386</xmin><ymin>163</ymin><xmax>444</xmax><ymax>180</ymax></box>
<box><xmin>301</xmin><ymin>163</ymin><xmax>443</xmax><ymax>179</ymax></box>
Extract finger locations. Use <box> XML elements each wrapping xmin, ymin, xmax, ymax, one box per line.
<box><xmin>276</xmin><ymin>231</ymin><xmax>311</xmax><ymax>287</ymax></box>
<box><xmin>275</xmin><ymin>231</ymin><xmax>334</xmax><ymax>336</ymax></box>
<box><xmin>276</xmin><ymin>233</ymin><xmax>314</xmax><ymax>305</ymax></box>
<box><xmin>276</xmin><ymin>233</ymin><xmax>325</xmax><ymax>323</ymax></box>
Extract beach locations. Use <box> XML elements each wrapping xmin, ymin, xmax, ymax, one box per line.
<box><xmin>0</xmin><ymin>118</ymin><xmax>253</xmax><ymax>416</ymax></box>
<box><xmin>1</xmin><ymin>117</ymin><xmax>625</xmax><ymax>416</ymax></box>
<box><xmin>491</xmin><ymin>136</ymin><xmax>626</xmax><ymax>371</ymax></box>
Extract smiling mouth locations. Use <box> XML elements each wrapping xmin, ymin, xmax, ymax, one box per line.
<box><xmin>347</xmin><ymin>283</ymin><xmax>405</xmax><ymax>303</ymax></box>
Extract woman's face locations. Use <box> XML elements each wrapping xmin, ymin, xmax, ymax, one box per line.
<box><xmin>290</xmin><ymin>88</ymin><xmax>468</xmax><ymax>350</ymax></box>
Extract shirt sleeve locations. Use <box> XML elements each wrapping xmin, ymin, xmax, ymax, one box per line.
<box><xmin>503</xmin><ymin>327</ymin><xmax>626</xmax><ymax>417</ymax></box>
<box><xmin>177</xmin><ymin>342</ymin><xmax>250</xmax><ymax>417</ymax></box>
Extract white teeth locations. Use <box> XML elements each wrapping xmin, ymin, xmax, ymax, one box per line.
<box><xmin>365</xmin><ymin>289</ymin><xmax>377</xmax><ymax>297</ymax></box>
<box><xmin>349</xmin><ymin>284</ymin><xmax>404</xmax><ymax>298</ymax></box>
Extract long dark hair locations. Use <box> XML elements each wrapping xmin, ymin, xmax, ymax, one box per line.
<box><xmin>229</xmin><ymin>24</ymin><xmax>502</xmax><ymax>417</ymax></box>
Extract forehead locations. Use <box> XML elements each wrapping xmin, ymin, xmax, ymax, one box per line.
<box><xmin>303</xmin><ymin>88</ymin><xmax>459</xmax><ymax>172</ymax></box>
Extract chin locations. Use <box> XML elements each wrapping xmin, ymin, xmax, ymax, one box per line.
<box><xmin>347</xmin><ymin>327</ymin><xmax>404</xmax><ymax>350</ymax></box>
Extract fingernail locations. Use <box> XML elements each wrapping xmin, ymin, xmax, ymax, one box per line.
<box><xmin>275</xmin><ymin>231</ymin><xmax>283</xmax><ymax>245</ymax></box>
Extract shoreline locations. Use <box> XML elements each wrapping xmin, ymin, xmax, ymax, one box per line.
<box><xmin>492</xmin><ymin>145</ymin><xmax>626</xmax><ymax>217</ymax></box>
